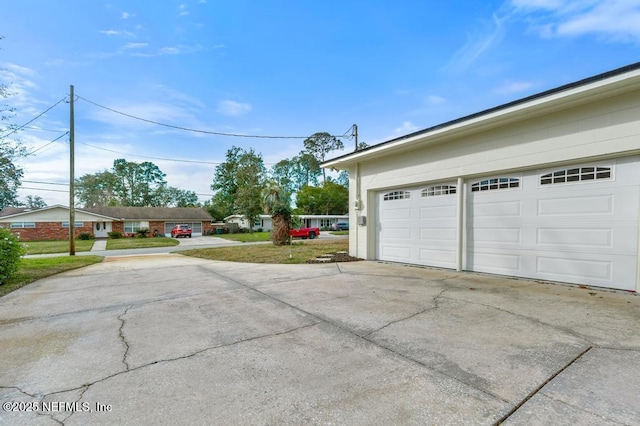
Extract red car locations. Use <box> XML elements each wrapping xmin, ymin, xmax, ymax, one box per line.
<box><xmin>170</xmin><ymin>224</ymin><xmax>192</xmax><ymax>238</ymax></box>
<box><xmin>289</xmin><ymin>227</ymin><xmax>320</xmax><ymax>239</ymax></box>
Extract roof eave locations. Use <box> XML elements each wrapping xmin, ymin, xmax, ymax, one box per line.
<box><xmin>322</xmin><ymin>62</ymin><xmax>640</xmax><ymax>170</ymax></box>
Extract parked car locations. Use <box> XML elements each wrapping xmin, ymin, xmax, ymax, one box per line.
<box><xmin>170</xmin><ymin>224</ymin><xmax>192</xmax><ymax>238</ymax></box>
<box><xmin>289</xmin><ymin>227</ymin><xmax>320</xmax><ymax>239</ymax></box>
<box><xmin>331</xmin><ymin>222</ymin><xmax>349</xmax><ymax>231</ymax></box>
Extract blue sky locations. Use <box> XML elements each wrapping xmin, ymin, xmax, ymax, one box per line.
<box><xmin>1</xmin><ymin>0</ymin><xmax>639</xmax><ymax>206</ymax></box>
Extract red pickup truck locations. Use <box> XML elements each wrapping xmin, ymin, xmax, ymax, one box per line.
<box><xmin>289</xmin><ymin>227</ymin><xmax>320</xmax><ymax>239</ymax></box>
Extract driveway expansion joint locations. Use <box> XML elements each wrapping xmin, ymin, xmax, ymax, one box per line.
<box><xmin>496</xmin><ymin>346</ymin><xmax>593</xmax><ymax>424</ymax></box>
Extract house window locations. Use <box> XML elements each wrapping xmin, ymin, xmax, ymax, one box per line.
<box><xmin>124</xmin><ymin>221</ymin><xmax>149</xmax><ymax>233</ymax></box>
<box><xmin>383</xmin><ymin>191</ymin><xmax>410</xmax><ymax>201</ymax></box>
<box><xmin>10</xmin><ymin>222</ymin><xmax>36</xmax><ymax>228</ymax></box>
<box><xmin>540</xmin><ymin>166</ymin><xmax>611</xmax><ymax>185</ymax></box>
<box><xmin>471</xmin><ymin>177</ymin><xmax>520</xmax><ymax>192</ymax></box>
<box><xmin>320</xmin><ymin>219</ymin><xmax>332</xmax><ymax>228</ymax></box>
<box><xmin>61</xmin><ymin>221</ymin><xmax>84</xmax><ymax>227</ymax></box>
<box><xmin>421</xmin><ymin>185</ymin><xmax>456</xmax><ymax>197</ymax></box>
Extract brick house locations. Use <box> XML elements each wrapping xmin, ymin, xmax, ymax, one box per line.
<box><xmin>0</xmin><ymin>205</ymin><xmax>214</xmax><ymax>241</ymax></box>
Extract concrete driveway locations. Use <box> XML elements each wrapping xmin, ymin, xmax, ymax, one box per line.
<box><xmin>1</xmin><ymin>256</ymin><xmax>638</xmax><ymax>425</ymax></box>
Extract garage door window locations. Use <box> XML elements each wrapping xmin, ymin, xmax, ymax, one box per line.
<box><xmin>471</xmin><ymin>177</ymin><xmax>519</xmax><ymax>192</ymax></box>
<box><xmin>422</xmin><ymin>185</ymin><xmax>456</xmax><ymax>196</ymax></box>
<box><xmin>540</xmin><ymin>166</ymin><xmax>611</xmax><ymax>185</ymax></box>
<box><xmin>383</xmin><ymin>191</ymin><xmax>410</xmax><ymax>201</ymax></box>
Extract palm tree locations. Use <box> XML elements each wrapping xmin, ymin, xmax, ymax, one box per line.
<box><xmin>262</xmin><ymin>182</ymin><xmax>291</xmax><ymax>245</ymax></box>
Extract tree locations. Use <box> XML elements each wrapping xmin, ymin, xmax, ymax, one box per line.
<box><xmin>262</xmin><ymin>181</ymin><xmax>291</xmax><ymax>245</ymax></box>
<box><xmin>76</xmin><ymin>171</ymin><xmax>119</xmax><ymax>207</ymax></box>
<box><xmin>211</xmin><ymin>146</ymin><xmax>266</xmax><ymax>230</ymax></box>
<box><xmin>295</xmin><ymin>181</ymin><xmax>348</xmax><ymax>215</ymax></box>
<box><xmin>76</xmin><ymin>160</ymin><xmax>198</xmax><ymax>208</ymax></box>
<box><xmin>112</xmin><ymin>159</ymin><xmax>167</xmax><ymax>206</ymax></box>
<box><xmin>0</xmin><ymin>42</ymin><xmax>25</xmax><ymax>209</ymax></box>
<box><xmin>210</xmin><ymin>146</ymin><xmax>243</xmax><ymax>218</ymax></box>
<box><xmin>291</xmin><ymin>151</ymin><xmax>321</xmax><ymax>189</ymax></box>
<box><xmin>269</xmin><ymin>159</ymin><xmax>295</xmax><ymax>206</ymax></box>
<box><xmin>303</xmin><ymin>132</ymin><xmax>344</xmax><ymax>182</ymax></box>
<box><xmin>24</xmin><ymin>195</ymin><xmax>47</xmax><ymax>209</ymax></box>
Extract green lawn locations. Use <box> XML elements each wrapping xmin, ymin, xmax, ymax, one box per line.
<box><xmin>214</xmin><ymin>232</ymin><xmax>272</xmax><ymax>242</ymax></box>
<box><xmin>181</xmin><ymin>239</ymin><xmax>349</xmax><ymax>264</ymax></box>
<box><xmin>106</xmin><ymin>237</ymin><xmax>179</xmax><ymax>250</ymax></box>
<box><xmin>24</xmin><ymin>240</ymin><xmax>95</xmax><ymax>255</ymax></box>
<box><xmin>0</xmin><ymin>256</ymin><xmax>104</xmax><ymax>298</ymax></box>
<box><xmin>330</xmin><ymin>231</ymin><xmax>349</xmax><ymax>236</ymax></box>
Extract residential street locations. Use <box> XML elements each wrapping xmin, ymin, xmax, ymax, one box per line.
<box><xmin>1</xmin><ymin>255</ymin><xmax>638</xmax><ymax>425</ymax></box>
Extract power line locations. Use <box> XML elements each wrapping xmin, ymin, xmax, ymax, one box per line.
<box><xmin>77</xmin><ymin>141</ymin><xmax>224</xmax><ymax>165</ymax></box>
<box><xmin>19</xmin><ymin>186</ymin><xmax>69</xmax><ymax>193</ymax></box>
<box><xmin>76</xmin><ymin>94</ymin><xmax>347</xmax><ymax>140</ymax></box>
<box><xmin>26</xmin><ymin>131</ymin><xmax>69</xmax><ymax>156</ymax></box>
<box><xmin>0</xmin><ymin>97</ymin><xmax>68</xmax><ymax>139</ymax></box>
<box><xmin>22</xmin><ymin>180</ymin><xmax>69</xmax><ymax>186</ymax></box>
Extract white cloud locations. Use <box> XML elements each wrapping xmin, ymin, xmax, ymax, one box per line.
<box><xmin>426</xmin><ymin>95</ymin><xmax>446</xmax><ymax>105</ymax></box>
<box><xmin>394</xmin><ymin>121</ymin><xmax>419</xmax><ymax>134</ymax></box>
<box><xmin>446</xmin><ymin>13</ymin><xmax>506</xmax><ymax>71</ymax></box>
<box><xmin>99</xmin><ymin>29</ymin><xmax>135</xmax><ymax>38</ymax></box>
<box><xmin>121</xmin><ymin>12</ymin><xmax>135</xmax><ymax>19</ymax></box>
<box><xmin>216</xmin><ymin>100</ymin><xmax>252</xmax><ymax>117</ymax></box>
<box><xmin>122</xmin><ymin>42</ymin><xmax>148</xmax><ymax>49</ymax></box>
<box><xmin>510</xmin><ymin>0</ymin><xmax>640</xmax><ymax>43</ymax></box>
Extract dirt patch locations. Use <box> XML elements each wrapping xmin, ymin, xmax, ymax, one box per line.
<box><xmin>306</xmin><ymin>251</ymin><xmax>363</xmax><ymax>263</ymax></box>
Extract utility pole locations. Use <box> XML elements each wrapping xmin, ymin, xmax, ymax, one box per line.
<box><xmin>353</xmin><ymin>124</ymin><xmax>358</xmax><ymax>151</ymax></box>
<box><xmin>69</xmin><ymin>85</ymin><xmax>75</xmax><ymax>256</ymax></box>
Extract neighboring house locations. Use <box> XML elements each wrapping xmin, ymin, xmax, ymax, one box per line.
<box><xmin>224</xmin><ymin>214</ymin><xmax>349</xmax><ymax>231</ymax></box>
<box><xmin>321</xmin><ymin>62</ymin><xmax>640</xmax><ymax>292</ymax></box>
<box><xmin>0</xmin><ymin>205</ymin><xmax>214</xmax><ymax>240</ymax></box>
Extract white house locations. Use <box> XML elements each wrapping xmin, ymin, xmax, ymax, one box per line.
<box><xmin>322</xmin><ymin>62</ymin><xmax>640</xmax><ymax>292</ymax></box>
<box><xmin>224</xmin><ymin>214</ymin><xmax>349</xmax><ymax>231</ymax></box>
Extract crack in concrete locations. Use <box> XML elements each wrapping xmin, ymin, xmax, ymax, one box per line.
<box><xmin>1</xmin><ymin>321</ymin><xmax>322</xmax><ymax>420</ymax></box>
<box><xmin>0</xmin><ymin>385</ymin><xmax>37</xmax><ymax>398</ymax></box>
<box><xmin>534</xmin><ymin>392</ymin><xmax>628</xmax><ymax>425</ymax></box>
<box><xmin>118</xmin><ymin>306</ymin><xmax>133</xmax><ymax>371</ymax></box>
<box><xmin>37</xmin><ymin>385</ymin><xmax>90</xmax><ymax>425</ymax></box>
<box><xmin>496</xmin><ymin>346</ymin><xmax>593</xmax><ymax>424</ymax></box>
<box><xmin>363</xmin><ymin>287</ymin><xmax>449</xmax><ymax>338</ymax></box>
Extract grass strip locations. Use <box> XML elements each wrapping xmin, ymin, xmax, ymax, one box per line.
<box><xmin>0</xmin><ymin>256</ymin><xmax>104</xmax><ymax>298</ymax></box>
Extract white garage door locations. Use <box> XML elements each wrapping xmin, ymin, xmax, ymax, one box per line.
<box><xmin>467</xmin><ymin>158</ymin><xmax>640</xmax><ymax>290</ymax></box>
<box><xmin>377</xmin><ymin>183</ymin><xmax>458</xmax><ymax>269</ymax></box>
<box><xmin>376</xmin><ymin>157</ymin><xmax>640</xmax><ymax>291</ymax></box>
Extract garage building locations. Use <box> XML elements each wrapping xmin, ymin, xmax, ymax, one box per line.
<box><xmin>322</xmin><ymin>63</ymin><xmax>640</xmax><ymax>292</ymax></box>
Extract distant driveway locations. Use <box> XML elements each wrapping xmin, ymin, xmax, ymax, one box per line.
<box><xmin>1</xmin><ymin>257</ymin><xmax>638</xmax><ymax>425</ymax></box>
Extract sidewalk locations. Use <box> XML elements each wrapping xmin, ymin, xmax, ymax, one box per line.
<box><xmin>91</xmin><ymin>238</ymin><xmax>107</xmax><ymax>251</ymax></box>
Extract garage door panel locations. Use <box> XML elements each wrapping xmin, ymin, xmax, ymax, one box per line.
<box><xmin>419</xmin><ymin>248</ymin><xmax>456</xmax><ymax>268</ymax></box>
<box><xmin>380</xmin><ymin>246</ymin><xmax>412</xmax><ymax>262</ymax></box>
<box><xmin>381</xmin><ymin>228</ymin><xmax>412</xmax><ymax>240</ymax></box>
<box><xmin>471</xmin><ymin>227</ymin><xmax>522</xmax><ymax>245</ymax></box>
<box><xmin>472</xmin><ymin>200</ymin><xmax>522</xmax><ymax>218</ymax></box>
<box><xmin>536</xmin><ymin>227</ymin><xmax>613</xmax><ymax>248</ymax></box>
<box><xmin>468</xmin><ymin>251</ymin><xmax>522</xmax><ymax>274</ymax></box>
<box><xmin>536</xmin><ymin>256</ymin><xmax>612</xmax><ymax>282</ymax></box>
<box><xmin>537</xmin><ymin>195</ymin><xmax>613</xmax><ymax>216</ymax></box>
<box><xmin>381</xmin><ymin>207</ymin><xmax>412</xmax><ymax>220</ymax></box>
<box><xmin>419</xmin><ymin>227</ymin><xmax>456</xmax><ymax>242</ymax></box>
<box><xmin>419</xmin><ymin>205</ymin><xmax>456</xmax><ymax>219</ymax></box>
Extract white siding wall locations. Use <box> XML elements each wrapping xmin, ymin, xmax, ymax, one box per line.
<box><xmin>350</xmin><ymin>90</ymin><xmax>640</xmax><ymax>266</ymax></box>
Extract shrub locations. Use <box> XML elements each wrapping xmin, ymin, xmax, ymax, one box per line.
<box><xmin>108</xmin><ymin>231</ymin><xmax>123</xmax><ymax>239</ymax></box>
<box><xmin>0</xmin><ymin>228</ymin><xmax>26</xmax><ymax>285</ymax></box>
<box><xmin>136</xmin><ymin>228</ymin><xmax>150</xmax><ymax>238</ymax></box>
<box><xmin>256</xmin><ymin>228</ymin><xmax>263</xmax><ymax>233</ymax></box>
<box><xmin>77</xmin><ymin>232</ymin><xmax>95</xmax><ymax>240</ymax></box>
